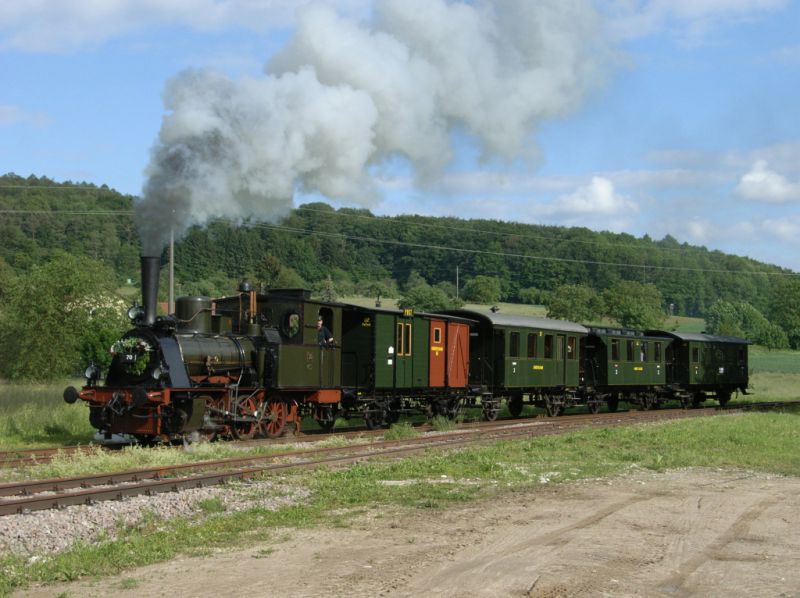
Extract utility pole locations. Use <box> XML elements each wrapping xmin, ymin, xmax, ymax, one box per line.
<box><xmin>456</xmin><ymin>265</ymin><xmax>459</xmax><ymax>300</ymax></box>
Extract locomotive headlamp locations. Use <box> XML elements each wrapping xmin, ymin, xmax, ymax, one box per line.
<box><xmin>84</xmin><ymin>364</ymin><xmax>100</xmax><ymax>384</ymax></box>
<box><xmin>151</xmin><ymin>365</ymin><xmax>164</xmax><ymax>381</ymax></box>
<box><xmin>127</xmin><ymin>304</ymin><xmax>144</xmax><ymax>321</ymax></box>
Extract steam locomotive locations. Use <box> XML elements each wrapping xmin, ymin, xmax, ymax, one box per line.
<box><xmin>63</xmin><ymin>256</ymin><xmax>472</xmax><ymax>443</ymax></box>
<box><xmin>63</xmin><ymin>257</ymin><xmax>750</xmax><ymax>444</ymax></box>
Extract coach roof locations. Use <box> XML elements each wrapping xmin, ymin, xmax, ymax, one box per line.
<box><xmin>448</xmin><ymin>309</ymin><xmax>588</xmax><ymax>334</ymax></box>
<box><xmin>646</xmin><ymin>330</ymin><xmax>751</xmax><ymax>344</ymax></box>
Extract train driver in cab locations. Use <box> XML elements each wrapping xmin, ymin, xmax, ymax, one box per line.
<box><xmin>317</xmin><ymin>315</ymin><xmax>334</xmax><ymax>347</ymax></box>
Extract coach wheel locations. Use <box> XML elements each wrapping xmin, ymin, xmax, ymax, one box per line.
<box><xmin>587</xmin><ymin>400</ymin><xmax>601</xmax><ymax>415</ymax></box>
<box><xmin>717</xmin><ymin>391</ymin><xmax>731</xmax><ymax>408</ymax></box>
<box><xmin>544</xmin><ymin>396</ymin><xmax>561</xmax><ymax>417</ymax></box>
<box><xmin>261</xmin><ymin>400</ymin><xmax>288</xmax><ymax>438</ymax></box>
<box><xmin>507</xmin><ymin>395</ymin><xmax>523</xmax><ymax>418</ymax></box>
<box><xmin>639</xmin><ymin>393</ymin><xmax>655</xmax><ymax>411</ymax></box>
<box><xmin>385</xmin><ymin>399</ymin><xmax>401</xmax><ymax>425</ymax></box>
<box><xmin>481</xmin><ymin>396</ymin><xmax>499</xmax><ymax>421</ymax></box>
<box><xmin>606</xmin><ymin>396</ymin><xmax>619</xmax><ymax>413</ymax></box>
<box><xmin>446</xmin><ymin>399</ymin><xmax>462</xmax><ymax>420</ymax></box>
<box><xmin>363</xmin><ymin>406</ymin><xmax>383</xmax><ymax>430</ymax></box>
<box><xmin>315</xmin><ymin>404</ymin><xmax>337</xmax><ymax>431</ymax></box>
<box><xmin>231</xmin><ymin>396</ymin><xmax>259</xmax><ymax>440</ymax></box>
<box><xmin>691</xmin><ymin>393</ymin><xmax>704</xmax><ymax>408</ymax></box>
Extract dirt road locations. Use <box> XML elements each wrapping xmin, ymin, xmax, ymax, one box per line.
<box><xmin>17</xmin><ymin>468</ymin><xmax>800</xmax><ymax>597</ymax></box>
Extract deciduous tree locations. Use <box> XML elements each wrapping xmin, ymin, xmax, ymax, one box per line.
<box><xmin>602</xmin><ymin>280</ymin><xmax>665</xmax><ymax>329</ymax></box>
<box><xmin>0</xmin><ymin>252</ymin><xmax>125</xmax><ymax>380</ymax></box>
<box><xmin>546</xmin><ymin>284</ymin><xmax>604</xmax><ymax>323</ymax></box>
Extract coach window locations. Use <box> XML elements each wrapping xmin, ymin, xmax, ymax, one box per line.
<box><xmin>611</xmin><ymin>339</ymin><xmax>620</xmax><ymax>361</ymax></box>
<box><xmin>738</xmin><ymin>348</ymin><xmax>745</xmax><ymax>365</ymax></box>
<box><xmin>567</xmin><ymin>336</ymin><xmax>577</xmax><ymax>360</ymax></box>
<box><xmin>640</xmin><ymin>342</ymin><xmax>648</xmax><ymax>362</ymax></box>
<box><xmin>654</xmin><ymin>342</ymin><xmax>662</xmax><ymax>362</ymax></box>
<box><xmin>692</xmin><ymin>347</ymin><xmax>700</xmax><ymax>364</ymax></box>
<box><xmin>434</xmin><ymin>327</ymin><xmax>442</xmax><ymax>344</ymax></box>
<box><xmin>544</xmin><ymin>335</ymin><xmax>553</xmax><ymax>359</ymax></box>
<box><xmin>510</xmin><ymin>332</ymin><xmax>520</xmax><ymax>358</ymax></box>
<box><xmin>527</xmin><ymin>333</ymin><xmax>538</xmax><ymax>358</ymax></box>
<box><xmin>626</xmin><ymin>340</ymin><xmax>635</xmax><ymax>362</ymax></box>
<box><xmin>396</xmin><ymin>323</ymin><xmax>404</xmax><ymax>356</ymax></box>
<box><xmin>403</xmin><ymin>323</ymin><xmax>412</xmax><ymax>356</ymax></box>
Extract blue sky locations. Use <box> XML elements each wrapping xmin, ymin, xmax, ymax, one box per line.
<box><xmin>2</xmin><ymin>1</ymin><xmax>800</xmax><ymax>270</ymax></box>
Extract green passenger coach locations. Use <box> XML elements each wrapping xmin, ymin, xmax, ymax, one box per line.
<box><xmin>447</xmin><ymin>309</ymin><xmax>588</xmax><ymax>418</ymax></box>
<box><xmin>340</xmin><ymin>306</ymin><xmax>471</xmax><ymax>427</ymax></box>
<box><xmin>647</xmin><ymin>331</ymin><xmax>750</xmax><ymax>407</ymax></box>
<box><xmin>582</xmin><ymin>328</ymin><xmax>672</xmax><ymax>411</ymax></box>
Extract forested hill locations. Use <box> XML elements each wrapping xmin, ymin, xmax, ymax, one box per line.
<box><xmin>0</xmin><ymin>173</ymin><xmax>792</xmax><ymax>317</ymax></box>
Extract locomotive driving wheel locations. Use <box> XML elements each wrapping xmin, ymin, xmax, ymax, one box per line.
<box><xmin>231</xmin><ymin>396</ymin><xmax>260</xmax><ymax>440</ymax></box>
<box><xmin>261</xmin><ymin>400</ymin><xmax>288</xmax><ymax>438</ymax></box>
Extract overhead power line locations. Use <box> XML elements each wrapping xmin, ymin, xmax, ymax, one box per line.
<box><xmin>248</xmin><ymin>221</ymin><xmax>795</xmax><ymax>278</ymax></box>
<box><xmin>0</xmin><ymin>208</ymin><xmax>795</xmax><ymax>277</ymax></box>
<box><xmin>293</xmin><ymin>205</ymin><xmax>694</xmax><ymax>256</ymax></box>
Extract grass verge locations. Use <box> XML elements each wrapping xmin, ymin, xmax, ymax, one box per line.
<box><xmin>1</xmin><ymin>409</ymin><xmax>798</xmax><ymax>596</ymax></box>
<box><xmin>0</xmin><ymin>381</ymin><xmax>95</xmax><ymax>449</ymax></box>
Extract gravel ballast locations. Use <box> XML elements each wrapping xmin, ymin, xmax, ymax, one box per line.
<box><xmin>0</xmin><ymin>480</ymin><xmax>309</xmax><ymax>556</ymax></box>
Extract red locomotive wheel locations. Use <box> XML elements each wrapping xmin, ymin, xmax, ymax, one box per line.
<box><xmin>231</xmin><ymin>396</ymin><xmax>260</xmax><ymax>440</ymax></box>
<box><xmin>262</xmin><ymin>401</ymin><xmax>288</xmax><ymax>438</ymax></box>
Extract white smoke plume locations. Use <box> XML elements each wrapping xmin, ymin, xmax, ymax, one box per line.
<box><xmin>137</xmin><ymin>0</ymin><xmax>611</xmax><ymax>255</ymax></box>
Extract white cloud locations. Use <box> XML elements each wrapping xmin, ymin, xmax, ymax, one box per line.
<box><xmin>0</xmin><ymin>104</ymin><xmax>50</xmax><ymax>127</ymax></box>
<box><xmin>606</xmin><ymin>0</ymin><xmax>788</xmax><ymax>40</ymax></box>
<box><xmin>554</xmin><ymin>176</ymin><xmax>638</xmax><ymax>216</ymax></box>
<box><xmin>685</xmin><ymin>218</ymin><xmax>709</xmax><ymax>242</ymax></box>
<box><xmin>761</xmin><ymin>216</ymin><xmax>800</xmax><ymax>242</ymax></box>
<box><xmin>736</xmin><ymin>160</ymin><xmax>800</xmax><ymax>203</ymax></box>
<box><xmin>0</xmin><ymin>0</ymin><xmax>373</xmax><ymax>52</ymax></box>
<box><xmin>511</xmin><ymin>176</ymin><xmax>640</xmax><ymax>233</ymax></box>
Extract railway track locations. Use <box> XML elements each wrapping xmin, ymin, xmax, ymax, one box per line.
<box><xmin>2</xmin><ymin>400</ymin><xmax>796</xmax><ymax>473</ymax></box>
<box><xmin>0</xmin><ymin>445</ymin><xmax>93</xmax><ymax>470</ymax></box>
<box><xmin>3</xmin><ymin>402</ymin><xmax>788</xmax><ymax>517</ymax></box>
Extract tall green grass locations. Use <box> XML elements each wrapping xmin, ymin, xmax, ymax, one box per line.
<box><xmin>0</xmin><ymin>381</ymin><xmax>95</xmax><ymax>449</ymax></box>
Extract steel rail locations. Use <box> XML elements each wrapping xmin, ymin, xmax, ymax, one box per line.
<box><xmin>2</xmin><ymin>400</ymin><xmax>796</xmax><ymax>472</ymax></box>
<box><xmin>0</xmin><ymin>405</ymin><xmax>764</xmax><ymax>517</ymax></box>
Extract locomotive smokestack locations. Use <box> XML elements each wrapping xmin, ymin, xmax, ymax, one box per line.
<box><xmin>140</xmin><ymin>255</ymin><xmax>160</xmax><ymax>326</ymax></box>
